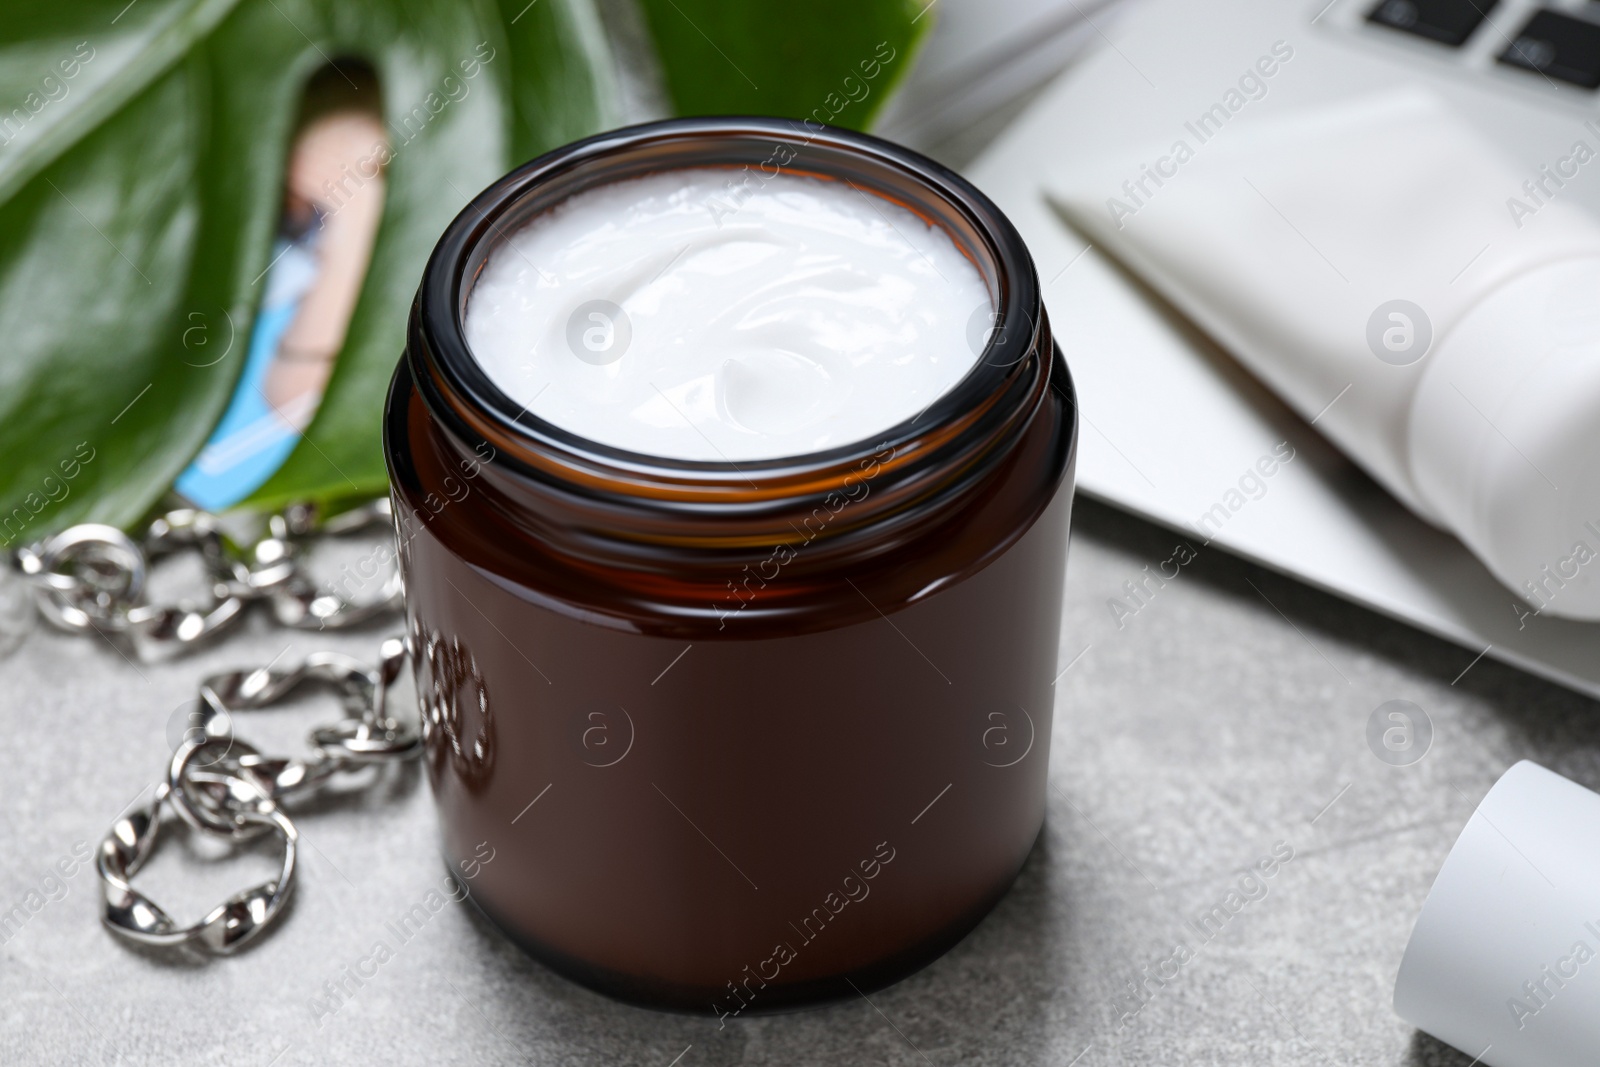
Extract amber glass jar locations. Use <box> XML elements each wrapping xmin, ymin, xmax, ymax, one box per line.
<box><xmin>385</xmin><ymin>117</ymin><xmax>1076</xmax><ymax>1015</ymax></box>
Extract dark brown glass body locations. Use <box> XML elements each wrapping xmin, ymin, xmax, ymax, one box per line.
<box><xmin>385</xmin><ymin>117</ymin><xmax>1077</xmax><ymax>1015</ymax></box>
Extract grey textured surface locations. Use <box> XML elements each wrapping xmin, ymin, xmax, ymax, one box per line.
<box><xmin>4</xmin><ymin>495</ymin><xmax>1597</xmax><ymax>1066</ymax></box>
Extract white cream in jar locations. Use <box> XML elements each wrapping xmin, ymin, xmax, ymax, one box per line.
<box><xmin>463</xmin><ymin>168</ymin><xmax>991</xmax><ymax>461</ymax></box>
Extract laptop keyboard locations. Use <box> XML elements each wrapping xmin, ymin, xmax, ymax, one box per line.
<box><xmin>1366</xmin><ymin>0</ymin><xmax>1499</xmax><ymax>46</ymax></box>
<box><xmin>1367</xmin><ymin>0</ymin><xmax>1600</xmax><ymax>89</ymax></box>
<box><xmin>1498</xmin><ymin>8</ymin><xmax>1600</xmax><ymax>86</ymax></box>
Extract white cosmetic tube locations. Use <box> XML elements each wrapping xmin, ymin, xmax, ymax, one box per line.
<box><xmin>1047</xmin><ymin>91</ymin><xmax>1600</xmax><ymax>619</ymax></box>
<box><xmin>1394</xmin><ymin>761</ymin><xmax>1600</xmax><ymax>1067</ymax></box>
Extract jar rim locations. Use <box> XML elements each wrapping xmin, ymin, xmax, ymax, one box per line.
<box><xmin>408</xmin><ymin>116</ymin><xmax>1047</xmax><ymax>509</ymax></box>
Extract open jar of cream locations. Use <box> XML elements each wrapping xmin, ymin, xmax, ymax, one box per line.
<box><xmin>385</xmin><ymin>117</ymin><xmax>1076</xmax><ymax>1014</ymax></box>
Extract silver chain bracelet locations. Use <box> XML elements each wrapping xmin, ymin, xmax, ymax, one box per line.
<box><xmin>10</xmin><ymin>498</ymin><xmax>402</xmax><ymax>660</ymax></box>
<box><xmin>8</xmin><ymin>499</ymin><xmax>415</xmax><ymax>952</ymax></box>
<box><xmin>98</xmin><ymin>638</ymin><xmax>420</xmax><ymax>953</ymax></box>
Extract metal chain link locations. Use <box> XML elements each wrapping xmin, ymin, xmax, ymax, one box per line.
<box><xmin>96</xmin><ymin>637</ymin><xmax>418</xmax><ymax>953</ymax></box>
<box><xmin>12</xmin><ymin>498</ymin><xmax>402</xmax><ymax>660</ymax></box>
<box><xmin>12</xmin><ymin>498</ymin><xmax>414</xmax><ymax>951</ymax></box>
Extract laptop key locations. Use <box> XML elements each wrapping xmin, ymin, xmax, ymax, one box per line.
<box><xmin>1499</xmin><ymin>9</ymin><xmax>1600</xmax><ymax>89</ymax></box>
<box><xmin>1366</xmin><ymin>0</ymin><xmax>1498</xmax><ymax>47</ymax></box>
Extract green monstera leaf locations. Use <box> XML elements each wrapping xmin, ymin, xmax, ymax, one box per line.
<box><xmin>635</xmin><ymin>0</ymin><xmax>928</xmax><ymax>131</ymax></box>
<box><xmin>0</xmin><ymin>0</ymin><xmax>928</xmax><ymax>541</ymax></box>
<box><xmin>0</xmin><ymin>0</ymin><xmax>611</xmax><ymax>538</ymax></box>
<box><xmin>249</xmin><ymin>0</ymin><xmax>616</xmax><ymax>511</ymax></box>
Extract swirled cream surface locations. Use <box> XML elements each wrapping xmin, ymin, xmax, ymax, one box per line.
<box><xmin>463</xmin><ymin>168</ymin><xmax>991</xmax><ymax>461</ymax></box>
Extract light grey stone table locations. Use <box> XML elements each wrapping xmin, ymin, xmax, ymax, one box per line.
<box><xmin>3</xmin><ymin>494</ymin><xmax>1588</xmax><ymax>1066</ymax></box>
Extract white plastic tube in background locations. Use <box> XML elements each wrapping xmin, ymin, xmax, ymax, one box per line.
<box><xmin>1045</xmin><ymin>91</ymin><xmax>1600</xmax><ymax>618</ymax></box>
<box><xmin>1394</xmin><ymin>761</ymin><xmax>1600</xmax><ymax>1067</ymax></box>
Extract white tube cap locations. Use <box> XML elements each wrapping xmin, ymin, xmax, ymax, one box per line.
<box><xmin>1408</xmin><ymin>258</ymin><xmax>1600</xmax><ymax>620</ymax></box>
<box><xmin>1394</xmin><ymin>761</ymin><xmax>1600</xmax><ymax>1066</ymax></box>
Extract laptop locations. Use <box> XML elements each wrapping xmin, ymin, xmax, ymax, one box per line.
<box><xmin>964</xmin><ymin>0</ymin><xmax>1600</xmax><ymax>698</ymax></box>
